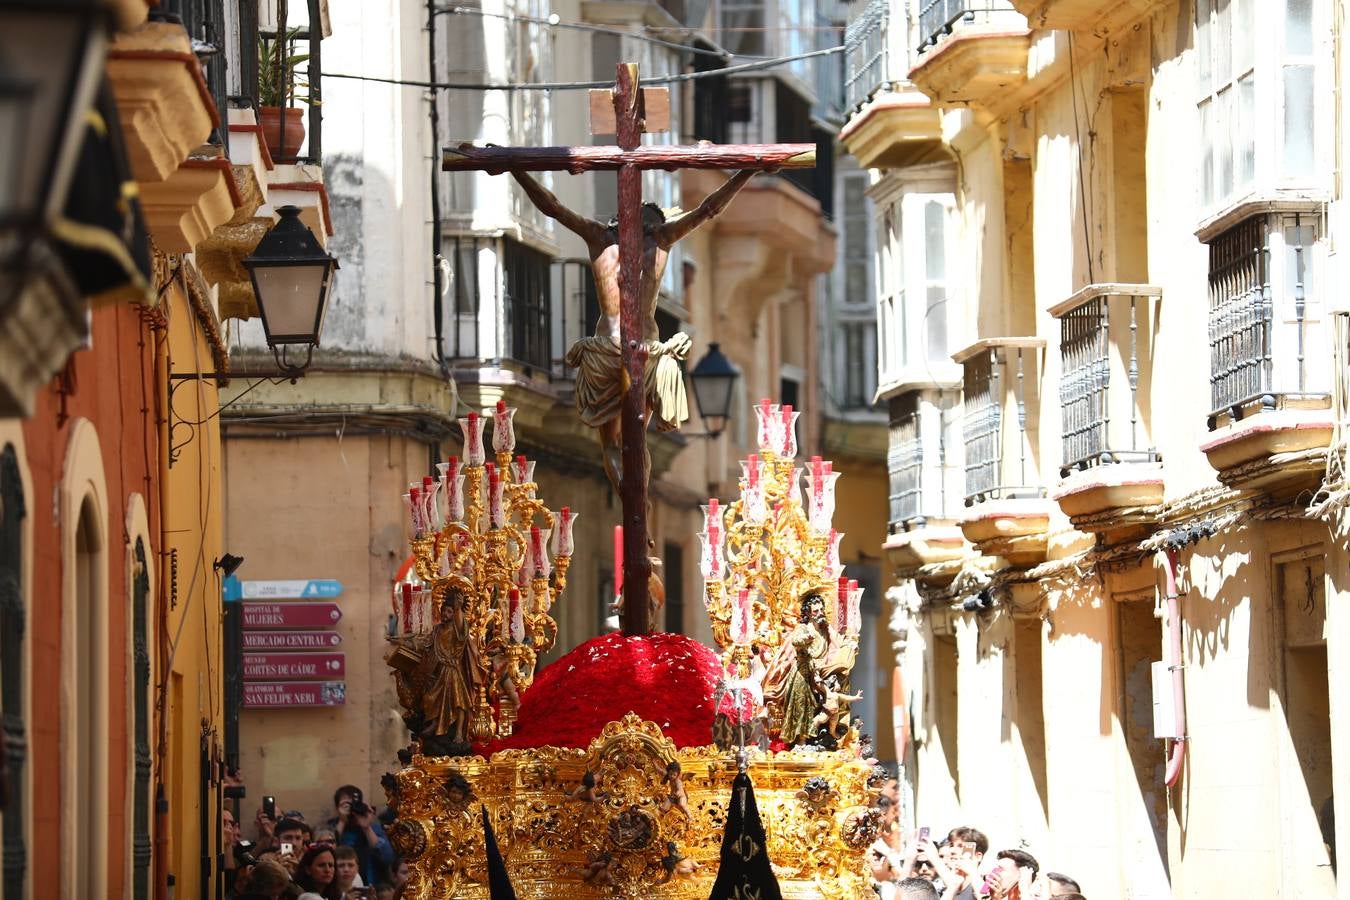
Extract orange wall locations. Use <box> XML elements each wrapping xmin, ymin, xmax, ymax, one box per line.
<box><xmin>21</xmin><ymin>298</ymin><xmax>160</xmax><ymax>894</ymax></box>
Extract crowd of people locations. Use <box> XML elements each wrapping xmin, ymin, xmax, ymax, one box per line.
<box><xmin>220</xmin><ymin>777</ymin><xmax>1086</xmax><ymax>899</ymax></box>
<box><xmin>869</xmin><ymin>790</ymin><xmax>1086</xmax><ymax>900</ymax></box>
<box><xmin>222</xmin><ymin>784</ymin><xmax>408</xmax><ymax>900</ymax></box>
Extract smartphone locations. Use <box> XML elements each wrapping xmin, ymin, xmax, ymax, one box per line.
<box><xmin>280</xmin><ymin>841</ymin><xmax>294</xmax><ymax>856</ymax></box>
<box><xmin>918</xmin><ymin>825</ymin><xmax>930</xmax><ymax>842</ymax></box>
<box><xmin>263</xmin><ymin>795</ymin><xmax>276</xmax><ymax>821</ymax></box>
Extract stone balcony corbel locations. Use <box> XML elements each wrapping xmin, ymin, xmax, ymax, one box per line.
<box><xmin>138</xmin><ymin>152</ymin><xmax>242</xmax><ymax>254</ymax></box>
<box><xmin>1200</xmin><ymin>408</ymin><xmax>1333</xmax><ymax>494</ymax></box>
<box><xmin>197</xmin><ymin>111</ymin><xmax>276</xmax><ymax>320</ymax></box>
<box><xmin>107</xmin><ymin>20</ymin><xmax>217</xmax><ymax>183</ymax></box>
<box><xmin>908</xmin><ymin>26</ymin><xmax>1030</xmax><ymax>112</ymax></box>
<box><xmin>884</xmin><ymin>520</ymin><xmax>970</xmax><ymax>571</ymax></box>
<box><xmin>107</xmin><ymin>19</ymin><xmax>241</xmax><ymax>254</ymax></box>
<box><xmin>1009</xmin><ymin>0</ymin><xmax>1165</xmax><ymax>31</ymax></box>
<box><xmin>840</xmin><ymin>85</ymin><xmax>947</xmax><ymax>170</ymax></box>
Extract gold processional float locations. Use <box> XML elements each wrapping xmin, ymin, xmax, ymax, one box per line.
<box><xmin>382</xmin><ymin>400</ymin><xmax>885</xmax><ymax>898</ymax></box>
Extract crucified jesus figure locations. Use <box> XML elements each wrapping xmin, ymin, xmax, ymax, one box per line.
<box><xmin>508</xmin><ymin>168</ymin><xmax>757</xmax><ymax>492</ymax></box>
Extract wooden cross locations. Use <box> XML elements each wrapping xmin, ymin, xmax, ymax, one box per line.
<box><xmin>443</xmin><ymin>63</ymin><xmax>815</xmax><ymax>636</ymax></box>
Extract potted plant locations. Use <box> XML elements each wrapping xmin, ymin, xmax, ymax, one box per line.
<box><xmin>258</xmin><ymin>28</ymin><xmax>315</xmax><ymax>161</ymax></box>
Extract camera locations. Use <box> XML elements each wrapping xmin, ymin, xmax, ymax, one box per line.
<box><xmin>233</xmin><ymin>840</ymin><xmax>260</xmax><ymax>868</ymax></box>
<box><xmin>350</xmin><ymin>799</ymin><xmax>370</xmax><ymax>815</ymax></box>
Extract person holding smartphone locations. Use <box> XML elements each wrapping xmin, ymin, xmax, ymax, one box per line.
<box><xmin>327</xmin><ymin>784</ymin><xmax>395</xmax><ymax>887</ymax></box>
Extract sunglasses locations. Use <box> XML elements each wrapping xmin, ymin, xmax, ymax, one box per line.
<box><xmin>306</xmin><ymin>840</ymin><xmax>336</xmax><ymax>851</ymax></box>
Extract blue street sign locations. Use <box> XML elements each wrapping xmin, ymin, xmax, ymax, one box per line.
<box><xmin>223</xmin><ymin>578</ymin><xmax>344</xmax><ymax>601</ymax></box>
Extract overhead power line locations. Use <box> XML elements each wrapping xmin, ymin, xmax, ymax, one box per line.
<box><xmin>324</xmin><ymin>44</ymin><xmax>843</xmax><ymax>92</ymax></box>
<box><xmin>443</xmin><ymin>6</ymin><xmax>733</xmax><ymax>58</ymax></box>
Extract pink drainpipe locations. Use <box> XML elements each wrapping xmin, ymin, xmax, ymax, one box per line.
<box><xmin>1160</xmin><ymin>548</ymin><xmax>1188</xmax><ymax>786</ymax></box>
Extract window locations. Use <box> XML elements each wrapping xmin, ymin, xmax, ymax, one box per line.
<box><xmin>1196</xmin><ymin>0</ymin><xmax>1321</xmax><ymax>210</ymax></box>
<box><xmin>551</xmin><ymin>259</ymin><xmax>597</xmax><ymax>379</ymax></box>
<box><xmin>72</xmin><ymin>497</ymin><xmax>107</xmax><ymax>898</ymax></box>
<box><xmin>779</xmin><ymin>0</ymin><xmax>814</xmax><ymax>82</ymax></box>
<box><xmin>1195</xmin><ymin>0</ymin><xmax>1255</xmax><ymax>206</ymax></box>
<box><xmin>877</xmin><ymin>204</ymin><xmax>904</xmax><ymax>381</ymax></box>
<box><xmin>503</xmin><ymin>239</ymin><xmax>553</xmax><ymax>373</ymax></box>
<box><xmin>1281</xmin><ymin>0</ymin><xmax>1316</xmax><ymax>177</ymax></box>
<box><xmin>840</xmin><ymin>321</ymin><xmax>878</xmax><ymax>409</ymax></box>
<box><xmin>692</xmin><ymin>57</ymin><xmax>731</xmax><ymax>144</ymax></box>
<box><xmin>446</xmin><ymin>236</ymin><xmax>488</xmax><ymax>360</ymax></box>
<box><xmin>720</xmin><ymin>0</ymin><xmax>766</xmax><ymax>55</ymax></box>
<box><xmin>923</xmin><ymin>200</ymin><xmax>949</xmax><ymax>365</ymax></box>
<box><xmin>0</xmin><ymin>444</ymin><xmax>26</xmax><ymax>897</ymax></box>
<box><xmin>131</xmin><ymin>537</ymin><xmax>151</xmax><ymax>900</ymax></box>
<box><xmin>841</xmin><ymin>175</ymin><xmax>872</xmax><ymax>304</ymax></box>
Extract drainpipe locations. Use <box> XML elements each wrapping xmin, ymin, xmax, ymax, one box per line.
<box><xmin>1158</xmin><ymin>549</ymin><xmax>1187</xmax><ymax>786</ymax></box>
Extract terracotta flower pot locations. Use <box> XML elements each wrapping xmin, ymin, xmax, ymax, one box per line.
<box><xmin>259</xmin><ymin>106</ymin><xmax>306</xmax><ymax>161</ymax></box>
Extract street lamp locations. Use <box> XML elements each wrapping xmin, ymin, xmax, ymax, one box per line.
<box><xmin>0</xmin><ymin>0</ymin><xmax>110</xmax><ymax>236</ymax></box>
<box><xmin>243</xmin><ymin>205</ymin><xmax>338</xmax><ymax>378</ymax></box>
<box><xmin>688</xmin><ymin>342</ymin><xmax>739</xmax><ymax>438</ymax></box>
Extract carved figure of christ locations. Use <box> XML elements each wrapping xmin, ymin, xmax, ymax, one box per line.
<box><xmin>509</xmin><ymin>167</ymin><xmax>756</xmax><ymax>491</ymax></box>
<box><xmin>441</xmin><ymin>63</ymin><xmax>815</xmax><ymax>635</ymax></box>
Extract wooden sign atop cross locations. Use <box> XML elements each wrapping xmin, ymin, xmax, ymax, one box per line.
<box><xmin>443</xmin><ymin>63</ymin><xmax>815</xmax><ymax>636</ymax></box>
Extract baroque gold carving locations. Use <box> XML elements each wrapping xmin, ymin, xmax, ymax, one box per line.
<box><xmin>386</xmin><ymin>713</ymin><xmax>875</xmax><ymax>899</ymax></box>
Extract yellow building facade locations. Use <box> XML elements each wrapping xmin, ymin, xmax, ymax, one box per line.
<box><xmin>844</xmin><ymin>0</ymin><xmax>1348</xmax><ymax>895</ymax></box>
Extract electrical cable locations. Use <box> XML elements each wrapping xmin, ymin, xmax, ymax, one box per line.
<box><xmin>324</xmin><ymin>44</ymin><xmax>844</xmax><ymax>92</ymax></box>
<box><xmin>443</xmin><ymin>6</ymin><xmax>734</xmax><ymax>58</ymax></box>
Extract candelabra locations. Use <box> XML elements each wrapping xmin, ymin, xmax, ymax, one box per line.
<box><xmin>394</xmin><ymin>400</ymin><xmax>576</xmax><ymax>742</ymax></box>
<box><xmin>699</xmin><ymin>400</ymin><xmax>863</xmax><ymax>732</ymax></box>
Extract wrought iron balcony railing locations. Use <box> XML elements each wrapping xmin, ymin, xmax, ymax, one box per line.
<box><xmin>503</xmin><ymin>240</ymin><xmax>553</xmax><ymax>375</ymax></box>
<box><xmin>1052</xmin><ymin>284</ymin><xmax>1163</xmax><ymax>476</ymax></box>
<box><xmin>887</xmin><ymin>390</ymin><xmax>961</xmax><ymax>529</ymax></box>
<box><xmin>957</xmin><ymin>339</ymin><xmax>1045</xmax><ymax>504</ymax></box>
<box><xmin>888</xmin><ymin>400</ymin><xmax>923</xmax><ymax>525</ymax></box>
<box><xmin>157</xmin><ymin>0</ymin><xmax>229</xmax><ymax>141</ymax></box>
<box><xmin>1207</xmin><ymin>212</ymin><xmax>1329</xmax><ymax>426</ymax></box>
<box><xmin>844</xmin><ymin>0</ymin><xmax>892</xmax><ymax>111</ymax></box>
<box><xmin>916</xmin><ymin>0</ymin><xmax>1017</xmax><ymax>53</ymax></box>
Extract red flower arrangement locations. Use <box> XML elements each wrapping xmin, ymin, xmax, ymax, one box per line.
<box><xmin>482</xmin><ymin>632</ymin><xmax>723</xmax><ymax>752</ymax></box>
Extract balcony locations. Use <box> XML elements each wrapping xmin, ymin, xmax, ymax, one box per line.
<box><xmin>954</xmin><ymin>338</ymin><xmax>1052</xmax><ymax>565</ymax></box>
<box><xmin>197</xmin><ymin>109</ymin><xmax>274</xmax><ymax>320</ymax></box>
<box><xmin>841</xmin><ymin>0</ymin><xmax>945</xmax><ymax>170</ymax></box>
<box><xmin>884</xmin><ymin>392</ymin><xmax>968</xmax><ymax>569</ymax></box>
<box><xmin>1199</xmin><ymin>213</ymin><xmax>1333</xmax><ymax>491</ymax></box>
<box><xmin>908</xmin><ymin>1</ymin><xmax>1028</xmax><ymax>110</ymax></box>
<box><xmin>1049</xmin><ymin>285</ymin><xmax>1165</xmax><ymax>533</ymax></box>
<box><xmin>107</xmin><ymin>19</ymin><xmax>239</xmax><ymax>253</ymax></box>
<box><xmin>1008</xmin><ymin>0</ymin><xmax>1164</xmax><ymax>31</ymax></box>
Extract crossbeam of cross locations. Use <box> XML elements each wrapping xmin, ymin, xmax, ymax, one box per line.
<box><xmin>443</xmin><ymin>63</ymin><xmax>815</xmax><ymax>636</ymax></box>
